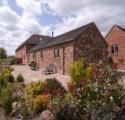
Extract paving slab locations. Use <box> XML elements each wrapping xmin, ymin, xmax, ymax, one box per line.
<box><xmin>12</xmin><ymin>65</ymin><xmax>70</xmax><ymax>87</ymax></box>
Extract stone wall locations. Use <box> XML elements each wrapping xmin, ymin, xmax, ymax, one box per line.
<box><xmin>74</xmin><ymin>24</ymin><xmax>108</xmax><ymax>62</ymax></box>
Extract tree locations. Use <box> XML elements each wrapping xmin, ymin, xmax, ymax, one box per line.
<box><xmin>0</xmin><ymin>48</ymin><xmax>7</xmax><ymax>59</ymax></box>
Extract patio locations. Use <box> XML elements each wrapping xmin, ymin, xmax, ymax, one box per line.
<box><xmin>12</xmin><ymin>65</ymin><xmax>70</xmax><ymax>87</ymax></box>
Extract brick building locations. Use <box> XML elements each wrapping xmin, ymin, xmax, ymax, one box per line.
<box><xmin>106</xmin><ymin>25</ymin><xmax>125</xmax><ymax>70</ymax></box>
<box><xmin>16</xmin><ymin>22</ymin><xmax>108</xmax><ymax>74</ymax></box>
<box><xmin>15</xmin><ymin>35</ymin><xmax>52</xmax><ymax>64</ymax></box>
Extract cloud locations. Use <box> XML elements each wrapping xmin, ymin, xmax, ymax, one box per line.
<box><xmin>44</xmin><ymin>0</ymin><xmax>125</xmax><ymax>16</ymax></box>
<box><xmin>0</xmin><ymin>0</ymin><xmax>125</xmax><ymax>55</ymax></box>
<box><xmin>0</xmin><ymin>5</ymin><xmax>21</xmax><ymax>54</ymax></box>
<box><xmin>16</xmin><ymin>0</ymin><xmax>43</xmax><ymax>16</ymax></box>
<box><xmin>0</xmin><ymin>6</ymin><xmax>20</xmax><ymax>25</ymax></box>
<box><xmin>43</xmin><ymin>0</ymin><xmax>84</xmax><ymax>16</ymax></box>
<box><xmin>0</xmin><ymin>0</ymin><xmax>57</xmax><ymax>55</ymax></box>
<box><xmin>44</xmin><ymin>0</ymin><xmax>125</xmax><ymax>36</ymax></box>
<box><xmin>0</xmin><ymin>2</ymin><xmax>51</xmax><ymax>55</ymax></box>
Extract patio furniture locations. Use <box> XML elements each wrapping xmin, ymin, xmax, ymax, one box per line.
<box><xmin>42</xmin><ymin>64</ymin><xmax>56</xmax><ymax>75</ymax></box>
<box><xmin>30</xmin><ymin>61</ymin><xmax>37</xmax><ymax>70</ymax></box>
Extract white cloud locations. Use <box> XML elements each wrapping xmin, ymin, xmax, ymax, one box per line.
<box><xmin>44</xmin><ymin>0</ymin><xmax>125</xmax><ymax>16</ymax></box>
<box><xmin>44</xmin><ymin>0</ymin><xmax>125</xmax><ymax>36</ymax></box>
<box><xmin>43</xmin><ymin>0</ymin><xmax>85</xmax><ymax>16</ymax></box>
<box><xmin>0</xmin><ymin>0</ymin><xmax>125</xmax><ymax>55</ymax></box>
<box><xmin>0</xmin><ymin>6</ymin><xmax>20</xmax><ymax>25</ymax></box>
<box><xmin>0</xmin><ymin>2</ymin><xmax>51</xmax><ymax>55</ymax></box>
<box><xmin>16</xmin><ymin>0</ymin><xmax>43</xmax><ymax>16</ymax></box>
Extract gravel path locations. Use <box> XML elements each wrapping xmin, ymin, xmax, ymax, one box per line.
<box><xmin>12</xmin><ymin>65</ymin><xmax>70</xmax><ymax>87</ymax></box>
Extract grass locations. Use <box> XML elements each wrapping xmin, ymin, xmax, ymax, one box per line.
<box><xmin>0</xmin><ymin>57</ymin><xmax>14</xmax><ymax>65</ymax></box>
<box><xmin>0</xmin><ymin>58</ymin><xmax>12</xmax><ymax>62</ymax></box>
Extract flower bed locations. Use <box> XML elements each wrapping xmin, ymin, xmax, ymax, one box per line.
<box><xmin>0</xmin><ymin>61</ymin><xmax>125</xmax><ymax>120</ymax></box>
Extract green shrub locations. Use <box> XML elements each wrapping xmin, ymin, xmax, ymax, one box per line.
<box><xmin>46</xmin><ymin>78</ymin><xmax>63</xmax><ymax>89</ymax></box>
<box><xmin>0</xmin><ymin>67</ymin><xmax>15</xmax><ymax>87</ymax></box>
<box><xmin>0</xmin><ymin>72</ymin><xmax>7</xmax><ymax>87</ymax></box>
<box><xmin>19</xmin><ymin>104</ymin><xmax>30</xmax><ymax>118</ymax></box>
<box><xmin>70</xmin><ymin>60</ymin><xmax>93</xmax><ymax>85</ymax></box>
<box><xmin>16</xmin><ymin>74</ymin><xmax>24</xmax><ymax>82</ymax></box>
<box><xmin>50</xmin><ymin>97</ymin><xmax>81</xmax><ymax>120</ymax></box>
<box><xmin>0</xmin><ymin>87</ymin><xmax>13</xmax><ymax>114</ymax></box>
<box><xmin>5</xmin><ymin>73</ymin><xmax>14</xmax><ymax>83</ymax></box>
<box><xmin>5</xmin><ymin>66</ymin><xmax>14</xmax><ymax>72</ymax></box>
<box><xmin>25</xmin><ymin>81</ymin><xmax>46</xmax><ymax>98</ymax></box>
<box><xmin>45</xmin><ymin>78</ymin><xmax>66</xmax><ymax>96</ymax></box>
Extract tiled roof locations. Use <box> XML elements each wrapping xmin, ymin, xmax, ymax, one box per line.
<box><xmin>29</xmin><ymin>22</ymin><xmax>95</xmax><ymax>52</ymax></box>
<box><xmin>16</xmin><ymin>34</ymin><xmax>52</xmax><ymax>51</ymax></box>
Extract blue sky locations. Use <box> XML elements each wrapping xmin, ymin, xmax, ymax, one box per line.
<box><xmin>0</xmin><ymin>0</ymin><xmax>125</xmax><ymax>55</ymax></box>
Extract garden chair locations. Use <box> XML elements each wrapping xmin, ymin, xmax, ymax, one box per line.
<box><xmin>42</xmin><ymin>64</ymin><xmax>56</xmax><ymax>75</ymax></box>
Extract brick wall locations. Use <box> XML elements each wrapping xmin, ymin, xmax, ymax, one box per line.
<box><xmin>74</xmin><ymin>24</ymin><xmax>108</xmax><ymax>62</ymax></box>
<box><xmin>106</xmin><ymin>26</ymin><xmax>125</xmax><ymax>70</ymax></box>
<box><xmin>15</xmin><ymin>46</ymin><xmax>27</xmax><ymax>64</ymax></box>
<box><xmin>16</xmin><ymin>44</ymin><xmax>35</xmax><ymax>64</ymax></box>
<box><xmin>33</xmin><ymin>42</ymin><xmax>73</xmax><ymax>74</ymax></box>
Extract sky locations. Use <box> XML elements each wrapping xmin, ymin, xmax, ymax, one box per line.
<box><xmin>0</xmin><ymin>0</ymin><xmax>125</xmax><ymax>55</ymax></box>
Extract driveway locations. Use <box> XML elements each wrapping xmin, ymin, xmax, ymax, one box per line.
<box><xmin>12</xmin><ymin>65</ymin><xmax>70</xmax><ymax>87</ymax></box>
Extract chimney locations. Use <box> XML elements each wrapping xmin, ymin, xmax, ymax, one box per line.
<box><xmin>52</xmin><ymin>31</ymin><xmax>54</xmax><ymax>37</ymax></box>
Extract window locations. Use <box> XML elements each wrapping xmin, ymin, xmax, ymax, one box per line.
<box><xmin>54</xmin><ymin>48</ymin><xmax>60</xmax><ymax>58</ymax></box>
<box><xmin>33</xmin><ymin>52</ymin><xmax>35</xmax><ymax>58</ymax></box>
<box><xmin>111</xmin><ymin>44</ymin><xmax>118</xmax><ymax>54</ymax></box>
<box><xmin>41</xmin><ymin>50</ymin><xmax>44</xmax><ymax>58</ymax></box>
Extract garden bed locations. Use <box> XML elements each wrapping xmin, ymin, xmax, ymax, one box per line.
<box><xmin>0</xmin><ymin>61</ymin><xmax>125</xmax><ymax>120</ymax></box>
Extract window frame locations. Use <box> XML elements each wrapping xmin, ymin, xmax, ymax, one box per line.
<box><xmin>111</xmin><ymin>44</ymin><xmax>119</xmax><ymax>54</ymax></box>
<box><xmin>33</xmin><ymin>52</ymin><xmax>35</xmax><ymax>58</ymax></box>
<box><xmin>54</xmin><ymin>48</ymin><xmax>60</xmax><ymax>58</ymax></box>
<box><xmin>40</xmin><ymin>50</ymin><xmax>44</xmax><ymax>58</ymax></box>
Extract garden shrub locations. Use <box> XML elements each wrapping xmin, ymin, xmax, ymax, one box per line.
<box><xmin>0</xmin><ymin>87</ymin><xmax>13</xmax><ymax>114</ymax></box>
<box><xmin>5</xmin><ymin>66</ymin><xmax>14</xmax><ymax>72</ymax></box>
<box><xmin>0</xmin><ymin>72</ymin><xmax>7</xmax><ymax>87</ymax></box>
<box><xmin>25</xmin><ymin>81</ymin><xmax>47</xmax><ymax>111</ymax></box>
<box><xmin>16</xmin><ymin>73</ymin><xmax>24</xmax><ymax>82</ymax></box>
<box><xmin>70</xmin><ymin>60</ymin><xmax>94</xmax><ymax>85</ymax></box>
<box><xmin>69</xmin><ymin>61</ymin><xmax>125</xmax><ymax>119</ymax></box>
<box><xmin>45</xmin><ymin>78</ymin><xmax>66</xmax><ymax>96</ymax></box>
<box><xmin>50</xmin><ymin>96</ymin><xmax>81</xmax><ymax>120</ymax></box>
<box><xmin>33</xmin><ymin>95</ymin><xmax>50</xmax><ymax>113</ymax></box>
<box><xmin>0</xmin><ymin>68</ymin><xmax>14</xmax><ymax>87</ymax></box>
<box><xmin>7</xmin><ymin>74</ymin><xmax>14</xmax><ymax>83</ymax></box>
<box><xmin>51</xmin><ymin>60</ymin><xmax>125</xmax><ymax>120</ymax></box>
<box><xmin>4</xmin><ymin>72</ymin><xmax>14</xmax><ymax>83</ymax></box>
<box><xmin>25</xmin><ymin>81</ymin><xmax>47</xmax><ymax>98</ymax></box>
<box><xmin>46</xmin><ymin>78</ymin><xmax>62</xmax><ymax>89</ymax></box>
<box><xmin>24</xmin><ymin>79</ymin><xmax>65</xmax><ymax>113</ymax></box>
<box><xmin>19</xmin><ymin>104</ymin><xmax>30</xmax><ymax>118</ymax></box>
